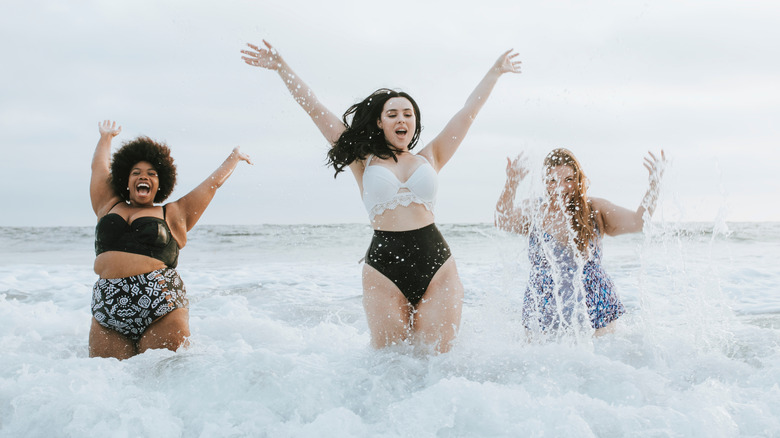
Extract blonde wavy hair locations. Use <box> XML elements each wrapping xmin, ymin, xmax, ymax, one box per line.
<box><xmin>544</xmin><ymin>148</ymin><xmax>595</xmax><ymax>254</ymax></box>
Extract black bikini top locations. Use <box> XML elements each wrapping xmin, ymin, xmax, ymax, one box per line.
<box><xmin>95</xmin><ymin>204</ymin><xmax>179</xmax><ymax>268</ymax></box>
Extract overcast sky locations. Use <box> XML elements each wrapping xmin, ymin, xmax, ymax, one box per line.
<box><xmin>1</xmin><ymin>0</ymin><xmax>778</xmax><ymax>226</ymax></box>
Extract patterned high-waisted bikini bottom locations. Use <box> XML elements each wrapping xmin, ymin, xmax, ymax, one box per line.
<box><xmin>91</xmin><ymin>268</ymin><xmax>188</xmax><ymax>341</ymax></box>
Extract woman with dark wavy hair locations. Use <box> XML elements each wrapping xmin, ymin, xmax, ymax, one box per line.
<box><xmin>89</xmin><ymin>120</ymin><xmax>252</xmax><ymax>359</ymax></box>
<box><xmin>495</xmin><ymin>148</ymin><xmax>665</xmax><ymax>336</ymax></box>
<box><xmin>241</xmin><ymin>40</ymin><xmax>521</xmax><ymax>353</ymax></box>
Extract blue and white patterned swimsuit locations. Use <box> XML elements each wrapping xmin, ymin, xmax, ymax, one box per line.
<box><xmin>523</xmin><ymin>224</ymin><xmax>625</xmax><ymax>330</ymax></box>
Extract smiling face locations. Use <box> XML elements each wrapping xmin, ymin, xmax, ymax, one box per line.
<box><xmin>545</xmin><ymin>165</ymin><xmax>576</xmax><ymax>205</ymax></box>
<box><xmin>377</xmin><ymin>97</ymin><xmax>417</xmax><ymax>151</ymax></box>
<box><xmin>127</xmin><ymin>161</ymin><xmax>159</xmax><ymax>207</ymax></box>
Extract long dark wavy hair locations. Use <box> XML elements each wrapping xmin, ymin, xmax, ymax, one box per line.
<box><xmin>544</xmin><ymin>148</ymin><xmax>595</xmax><ymax>254</ymax></box>
<box><xmin>110</xmin><ymin>136</ymin><xmax>177</xmax><ymax>203</ymax></box>
<box><xmin>326</xmin><ymin>88</ymin><xmax>422</xmax><ymax>177</ymax></box>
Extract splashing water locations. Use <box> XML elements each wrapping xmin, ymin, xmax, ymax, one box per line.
<box><xmin>1</xmin><ymin>222</ymin><xmax>779</xmax><ymax>436</ymax></box>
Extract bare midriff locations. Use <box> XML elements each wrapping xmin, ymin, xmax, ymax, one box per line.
<box><xmin>94</xmin><ymin>252</ymin><xmax>168</xmax><ymax>279</ymax></box>
<box><xmin>370</xmin><ymin>203</ymin><xmax>435</xmax><ymax>232</ymax></box>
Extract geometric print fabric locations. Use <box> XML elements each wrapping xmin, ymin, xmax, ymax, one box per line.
<box><xmin>91</xmin><ymin>268</ymin><xmax>188</xmax><ymax>341</ymax></box>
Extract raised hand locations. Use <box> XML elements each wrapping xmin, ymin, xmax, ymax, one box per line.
<box><xmin>232</xmin><ymin>146</ymin><xmax>253</xmax><ymax>165</ymax></box>
<box><xmin>241</xmin><ymin>40</ymin><xmax>282</xmax><ymax>70</ymax></box>
<box><xmin>506</xmin><ymin>152</ymin><xmax>530</xmax><ymax>182</ymax></box>
<box><xmin>98</xmin><ymin>120</ymin><xmax>122</xmax><ymax>138</ymax></box>
<box><xmin>643</xmin><ymin>150</ymin><xmax>666</xmax><ymax>186</ymax></box>
<box><xmin>494</xmin><ymin>49</ymin><xmax>522</xmax><ymax>75</ymax></box>
<box><xmin>639</xmin><ymin>150</ymin><xmax>666</xmax><ymax>216</ymax></box>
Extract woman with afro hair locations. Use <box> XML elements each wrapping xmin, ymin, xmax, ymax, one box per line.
<box><xmin>241</xmin><ymin>41</ymin><xmax>521</xmax><ymax>353</ymax></box>
<box><xmin>89</xmin><ymin>120</ymin><xmax>252</xmax><ymax>359</ymax></box>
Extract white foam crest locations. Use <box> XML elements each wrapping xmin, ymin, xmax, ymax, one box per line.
<box><xmin>1</xmin><ymin>223</ymin><xmax>780</xmax><ymax>435</ymax></box>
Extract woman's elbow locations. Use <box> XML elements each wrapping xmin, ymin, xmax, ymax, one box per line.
<box><xmin>622</xmin><ymin>218</ymin><xmax>645</xmax><ymax>235</ymax></box>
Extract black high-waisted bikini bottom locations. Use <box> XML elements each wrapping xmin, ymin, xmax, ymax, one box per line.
<box><xmin>365</xmin><ymin>223</ymin><xmax>452</xmax><ymax>306</ymax></box>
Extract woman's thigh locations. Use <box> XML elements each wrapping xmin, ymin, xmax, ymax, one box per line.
<box><xmin>88</xmin><ymin>318</ymin><xmax>136</xmax><ymax>359</ymax></box>
<box><xmin>362</xmin><ymin>264</ymin><xmax>412</xmax><ymax>348</ymax></box>
<box><xmin>138</xmin><ymin>308</ymin><xmax>190</xmax><ymax>354</ymax></box>
<box><xmin>413</xmin><ymin>258</ymin><xmax>464</xmax><ymax>353</ymax></box>
<box><xmin>594</xmin><ymin>319</ymin><xmax>617</xmax><ymax>337</ymax></box>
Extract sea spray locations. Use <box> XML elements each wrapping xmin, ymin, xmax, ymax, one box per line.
<box><xmin>1</xmin><ymin>224</ymin><xmax>779</xmax><ymax>436</ymax></box>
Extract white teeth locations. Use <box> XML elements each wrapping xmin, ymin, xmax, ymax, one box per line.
<box><xmin>137</xmin><ymin>183</ymin><xmax>150</xmax><ymax>189</ymax></box>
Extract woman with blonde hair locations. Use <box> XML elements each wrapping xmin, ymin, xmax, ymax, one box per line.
<box><xmin>495</xmin><ymin>148</ymin><xmax>665</xmax><ymax>335</ymax></box>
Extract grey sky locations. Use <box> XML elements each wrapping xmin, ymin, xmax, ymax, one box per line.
<box><xmin>1</xmin><ymin>0</ymin><xmax>778</xmax><ymax>226</ymax></box>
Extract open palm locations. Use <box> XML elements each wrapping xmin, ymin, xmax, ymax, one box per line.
<box><xmin>241</xmin><ymin>40</ymin><xmax>281</xmax><ymax>70</ymax></box>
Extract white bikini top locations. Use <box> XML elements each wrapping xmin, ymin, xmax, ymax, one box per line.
<box><xmin>362</xmin><ymin>154</ymin><xmax>438</xmax><ymax>220</ymax></box>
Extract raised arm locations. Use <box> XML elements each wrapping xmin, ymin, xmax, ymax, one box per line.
<box><xmin>421</xmin><ymin>49</ymin><xmax>521</xmax><ymax>171</ymax></box>
<box><xmin>495</xmin><ymin>153</ymin><xmax>532</xmax><ymax>234</ymax></box>
<box><xmin>595</xmin><ymin>150</ymin><xmax>666</xmax><ymax>236</ymax></box>
<box><xmin>90</xmin><ymin>120</ymin><xmax>122</xmax><ymax>216</ymax></box>
<box><xmin>166</xmin><ymin>148</ymin><xmax>252</xmax><ymax>245</ymax></box>
<box><xmin>241</xmin><ymin>40</ymin><xmax>345</xmax><ymax>145</ymax></box>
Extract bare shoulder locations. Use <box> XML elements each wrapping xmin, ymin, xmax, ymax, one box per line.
<box><xmin>162</xmin><ymin>201</ymin><xmax>187</xmax><ymax>248</ymax></box>
<box><xmin>588</xmin><ymin>197</ymin><xmax>611</xmax><ymax>230</ymax></box>
<box><xmin>162</xmin><ymin>200</ymin><xmax>185</xmax><ymax>224</ymax></box>
<box><xmin>589</xmin><ymin>197</ymin><xmax>620</xmax><ymax>215</ymax></box>
<box><xmin>589</xmin><ymin>197</ymin><xmax>611</xmax><ymax>210</ymax></box>
<box><xmin>95</xmin><ymin>196</ymin><xmax>123</xmax><ymax>218</ymax></box>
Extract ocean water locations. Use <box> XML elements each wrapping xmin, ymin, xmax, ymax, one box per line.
<box><xmin>1</xmin><ymin>222</ymin><xmax>779</xmax><ymax>437</ymax></box>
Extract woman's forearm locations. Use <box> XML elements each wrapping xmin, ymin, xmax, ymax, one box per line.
<box><xmin>91</xmin><ymin>134</ymin><xmax>114</xmax><ymax>172</ymax></box>
<box><xmin>495</xmin><ymin>175</ymin><xmax>520</xmax><ymax>231</ymax></box>
<box><xmin>206</xmin><ymin>149</ymin><xmax>245</xmax><ymax>190</ymax></box>
<box><xmin>460</xmin><ymin>49</ymin><xmax>520</xmax><ymax>122</ymax></box>
<box><xmin>175</xmin><ymin>148</ymin><xmax>250</xmax><ymax>232</ymax></box>
<box><xmin>274</xmin><ymin>59</ymin><xmax>342</xmax><ymax>143</ymax></box>
<box><xmin>91</xmin><ymin>121</ymin><xmax>123</xmax><ymax>214</ymax></box>
<box><xmin>637</xmin><ymin>179</ymin><xmax>661</xmax><ymax>220</ymax></box>
<box><xmin>462</xmin><ymin>67</ymin><xmax>503</xmax><ymax>122</ymax></box>
<box><xmin>276</xmin><ymin>60</ymin><xmax>316</xmax><ymax>114</ymax></box>
<box><xmin>637</xmin><ymin>150</ymin><xmax>666</xmax><ymax>222</ymax></box>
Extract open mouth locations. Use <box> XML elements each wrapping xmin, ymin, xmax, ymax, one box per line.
<box><xmin>136</xmin><ymin>182</ymin><xmax>151</xmax><ymax>196</ymax></box>
<box><xmin>395</xmin><ymin>129</ymin><xmax>407</xmax><ymax>136</ymax></box>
